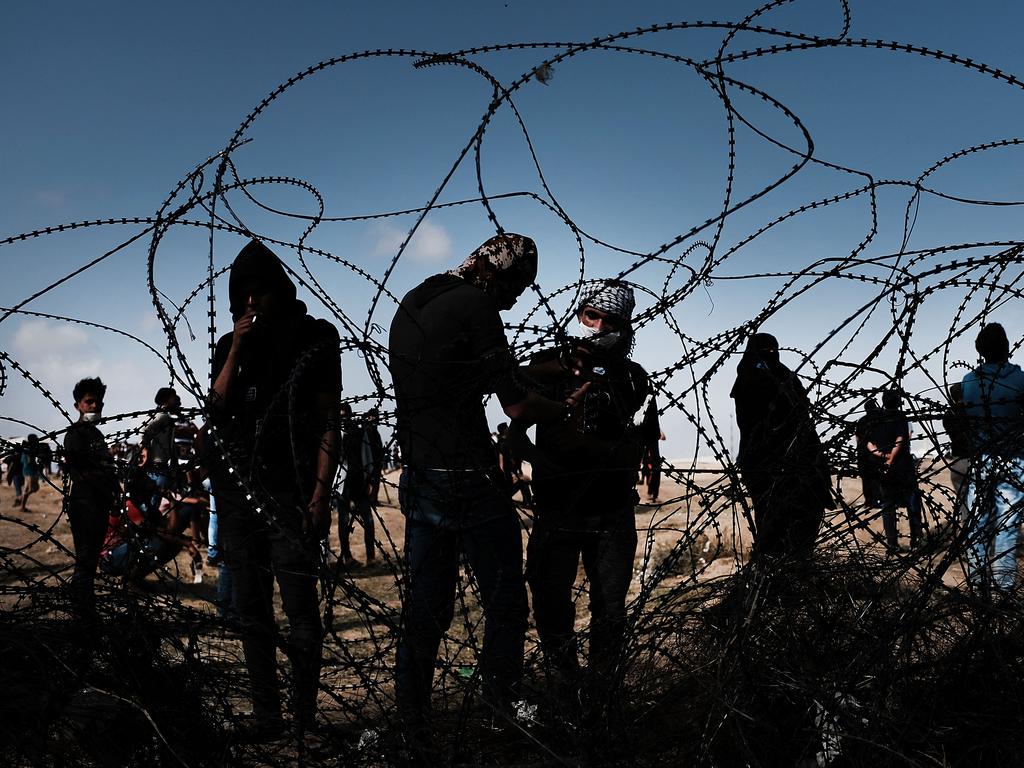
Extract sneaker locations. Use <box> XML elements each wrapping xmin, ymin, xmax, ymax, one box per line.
<box><xmin>513</xmin><ymin>698</ymin><xmax>539</xmax><ymax>725</ymax></box>
<box><xmin>357</xmin><ymin>728</ymin><xmax>380</xmax><ymax>750</ymax></box>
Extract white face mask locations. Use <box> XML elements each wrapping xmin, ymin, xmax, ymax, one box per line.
<box><xmin>578</xmin><ymin>321</ymin><xmax>622</xmax><ymax>350</ymax></box>
<box><xmin>81</xmin><ymin>411</ymin><xmax>102</xmax><ymax>424</ymax></box>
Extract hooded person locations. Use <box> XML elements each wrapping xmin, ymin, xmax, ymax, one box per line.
<box><xmin>960</xmin><ymin>322</ymin><xmax>1024</xmax><ymax>591</ymax></box>
<box><xmin>388</xmin><ymin>232</ymin><xmax>588</xmax><ymax>750</ymax></box>
<box><xmin>513</xmin><ymin>279</ymin><xmax>654</xmax><ymax>741</ymax></box>
<box><xmin>207</xmin><ymin>238</ymin><xmax>341</xmax><ymax>739</ymax></box>
<box><xmin>730</xmin><ymin>332</ymin><xmax>833</xmax><ymax>561</ymax></box>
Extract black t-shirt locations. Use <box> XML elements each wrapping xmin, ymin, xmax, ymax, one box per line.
<box><xmin>209</xmin><ymin>314</ymin><xmax>341</xmax><ymax>497</ymax></box>
<box><xmin>525</xmin><ymin>347</ymin><xmax>650</xmax><ymax>514</ymax></box>
<box><xmin>388</xmin><ymin>274</ymin><xmax>525</xmax><ymax>471</ymax></box>
<box><xmin>63</xmin><ymin>421</ymin><xmax>117</xmax><ymax>509</ymax></box>
<box><xmin>868</xmin><ymin>409</ymin><xmax>913</xmax><ymax>476</ymax></box>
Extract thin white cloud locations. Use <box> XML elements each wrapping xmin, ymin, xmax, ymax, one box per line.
<box><xmin>4</xmin><ymin>319</ymin><xmax>174</xmax><ymax>435</ymax></box>
<box><xmin>33</xmin><ymin>189</ymin><xmax>68</xmax><ymax>209</ymax></box>
<box><xmin>372</xmin><ymin>220</ymin><xmax>453</xmax><ymax>263</ymax></box>
<box><xmin>13</xmin><ymin>319</ymin><xmax>90</xmax><ymax>355</ymax></box>
<box><xmin>9</xmin><ymin>320</ymin><xmax>100</xmax><ymax>411</ymax></box>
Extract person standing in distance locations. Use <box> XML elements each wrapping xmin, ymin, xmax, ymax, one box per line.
<box><xmin>960</xmin><ymin>322</ymin><xmax>1024</xmax><ymax>592</ymax></box>
<box><xmin>730</xmin><ymin>333</ymin><xmax>834</xmax><ymax>562</ymax></box>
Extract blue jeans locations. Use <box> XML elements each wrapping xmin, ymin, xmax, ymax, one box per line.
<box><xmin>395</xmin><ymin>468</ymin><xmax>528</xmax><ymax>724</ymax></box>
<box><xmin>207</xmin><ymin>510</ymin><xmax>220</xmax><ymax>561</ymax></box>
<box><xmin>147</xmin><ymin>469</ymin><xmax>174</xmax><ymax>516</ymax></box>
<box><xmin>966</xmin><ymin>454</ymin><xmax>1024</xmax><ymax>590</ymax></box>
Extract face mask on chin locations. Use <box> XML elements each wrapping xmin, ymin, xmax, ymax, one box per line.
<box><xmin>81</xmin><ymin>411</ymin><xmax>102</xmax><ymax>424</ymax></box>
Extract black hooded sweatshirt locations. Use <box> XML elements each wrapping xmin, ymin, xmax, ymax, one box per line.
<box><xmin>209</xmin><ymin>239</ymin><xmax>341</xmax><ymax>498</ymax></box>
<box><xmin>730</xmin><ymin>334</ymin><xmax>833</xmax><ymax>509</ymax></box>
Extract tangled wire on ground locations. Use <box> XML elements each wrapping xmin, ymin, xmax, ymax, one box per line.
<box><xmin>3</xmin><ymin>2</ymin><xmax>1024</xmax><ymax>765</ymax></box>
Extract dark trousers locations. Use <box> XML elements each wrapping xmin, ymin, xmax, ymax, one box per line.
<box><xmin>643</xmin><ymin>445</ymin><xmax>662</xmax><ymax>500</ymax></box>
<box><xmin>881</xmin><ymin>492</ymin><xmax>924</xmax><ymax>549</ymax></box>
<box><xmin>337</xmin><ymin>491</ymin><xmax>376</xmax><ymax>560</ymax></box>
<box><xmin>217</xmin><ymin>489</ymin><xmax>323</xmax><ymax>725</ymax></box>
<box><xmin>395</xmin><ymin>469</ymin><xmax>528</xmax><ymax>724</ymax></box>
<box><xmin>66</xmin><ymin>499</ymin><xmax>108</xmax><ymax>614</ymax></box>
<box><xmin>526</xmin><ymin>512</ymin><xmax>638</xmax><ymax>688</ymax></box>
<box><xmin>744</xmin><ymin>471</ymin><xmax>823</xmax><ymax>560</ymax></box>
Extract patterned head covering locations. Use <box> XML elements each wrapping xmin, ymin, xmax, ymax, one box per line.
<box><xmin>449</xmin><ymin>233</ymin><xmax>538</xmax><ymax>309</ymax></box>
<box><xmin>577</xmin><ymin>280</ymin><xmax>636</xmax><ymax>322</ymax></box>
<box><xmin>450</xmin><ymin>233</ymin><xmax>537</xmax><ymax>278</ymax></box>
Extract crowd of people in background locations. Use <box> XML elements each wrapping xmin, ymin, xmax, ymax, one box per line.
<box><xmin>3</xmin><ymin>234</ymin><xmax>1022</xmax><ymax>756</ymax></box>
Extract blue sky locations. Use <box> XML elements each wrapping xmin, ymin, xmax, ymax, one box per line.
<box><xmin>2</xmin><ymin>1</ymin><xmax>1023</xmax><ymax>460</ymax></box>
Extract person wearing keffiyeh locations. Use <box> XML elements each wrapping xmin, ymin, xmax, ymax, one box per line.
<box><xmin>513</xmin><ymin>279</ymin><xmax>654</xmax><ymax>742</ymax></box>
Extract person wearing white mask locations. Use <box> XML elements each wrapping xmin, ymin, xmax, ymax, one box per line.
<box><xmin>62</xmin><ymin>377</ymin><xmax>119</xmax><ymax>617</ymax></box>
<box><xmin>514</xmin><ymin>279</ymin><xmax>653</xmax><ymax>739</ymax></box>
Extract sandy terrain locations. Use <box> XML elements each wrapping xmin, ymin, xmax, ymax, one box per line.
<box><xmin>0</xmin><ymin>460</ymin><xmax>972</xmax><ymax>626</ymax></box>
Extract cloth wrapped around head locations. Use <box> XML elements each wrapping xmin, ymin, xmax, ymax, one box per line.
<box><xmin>577</xmin><ymin>280</ymin><xmax>636</xmax><ymax>323</ymax></box>
<box><xmin>449</xmin><ymin>233</ymin><xmax>538</xmax><ymax>309</ymax></box>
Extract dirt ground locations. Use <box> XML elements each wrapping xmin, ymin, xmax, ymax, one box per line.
<box><xmin>0</xmin><ymin>455</ymin><xmax>994</xmax><ymax>767</ymax></box>
<box><xmin>0</xmin><ymin>460</ymin><xmax>972</xmax><ymax>623</ymax></box>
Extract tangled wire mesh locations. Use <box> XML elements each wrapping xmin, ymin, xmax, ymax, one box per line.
<box><xmin>2</xmin><ymin>2</ymin><xmax>1024</xmax><ymax>765</ymax></box>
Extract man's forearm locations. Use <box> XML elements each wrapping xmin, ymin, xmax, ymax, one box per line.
<box><xmin>209</xmin><ymin>346</ymin><xmax>238</xmax><ymax>408</ymax></box>
<box><xmin>313</xmin><ymin>427</ymin><xmax>340</xmax><ymax>504</ymax></box>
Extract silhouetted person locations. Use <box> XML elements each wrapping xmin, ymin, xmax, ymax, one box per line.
<box><xmin>6</xmin><ymin>443</ymin><xmax>24</xmax><ymax>506</ymax></box>
<box><xmin>388</xmin><ymin>233</ymin><xmax>585</xmax><ymax>749</ymax></box>
<box><xmin>855</xmin><ymin>398</ymin><xmax>883</xmax><ymax>508</ymax></box>
<box><xmin>942</xmin><ymin>382</ymin><xmax>972</xmax><ymax>522</ymax></box>
<box><xmin>866</xmin><ymin>389</ymin><xmax>923</xmax><ymax>552</ymax></box>
<box><xmin>337</xmin><ymin>406</ymin><xmax>381</xmax><ymax>567</ymax></box>
<box><xmin>518</xmin><ymin>280</ymin><xmax>651</xmax><ymax>739</ymax></box>
<box><xmin>961</xmin><ymin>322</ymin><xmax>1024</xmax><ymax>591</ymax></box>
<box><xmin>19</xmin><ymin>434</ymin><xmax>41</xmax><ymax>512</ymax></box>
<box><xmin>640</xmin><ymin>398</ymin><xmax>665</xmax><ymax>504</ymax></box>
<box><xmin>63</xmin><ymin>377</ymin><xmax>118</xmax><ymax>616</ymax></box>
<box><xmin>208</xmin><ymin>238</ymin><xmax>340</xmax><ymax>739</ymax></box>
<box><xmin>731</xmin><ymin>333</ymin><xmax>833</xmax><ymax>561</ymax></box>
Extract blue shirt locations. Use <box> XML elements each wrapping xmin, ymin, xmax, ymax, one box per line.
<box><xmin>961</xmin><ymin>361</ymin><xmax>1024</xmax><ymax>456</ymax></box>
